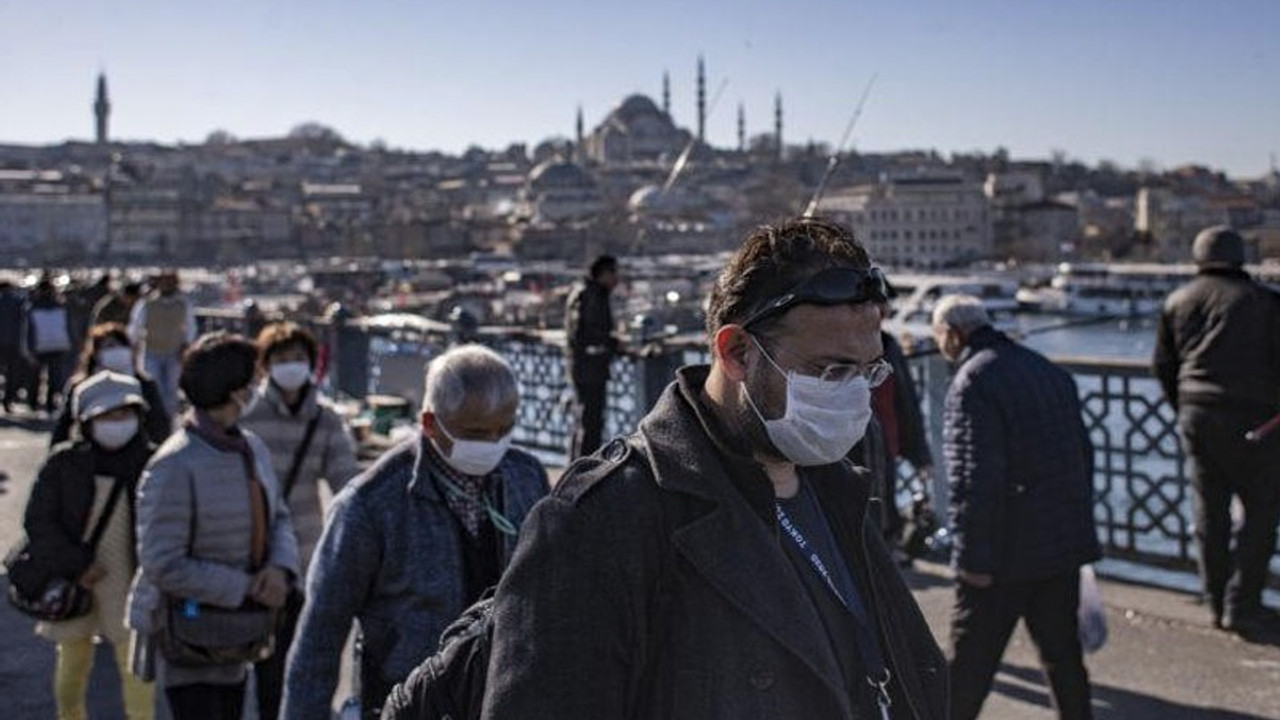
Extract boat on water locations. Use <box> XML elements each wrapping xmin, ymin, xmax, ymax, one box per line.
<box><xmin>1017</xmin><ymin>261</ymin><xmax>1280</xmax><ymax>317</ymax></box>
<box><xmin>892</xmin><ymin>273</ymin><xmax>1022</xmax><ymax>324</ymax></box>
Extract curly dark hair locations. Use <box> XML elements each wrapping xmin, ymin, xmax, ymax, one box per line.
<box><xmin>255</xmin><ymin>321</ymin><xmax>318</xmax><ymax>369</ymax></box>
<box><xmin>179</xmin><ymin>332</ymin><xmax>259</xmax><ymax>409</ymax></box>
<box><xmin>705</xmin><ymin>216</ymin><xmax>871</xmax><ymax>338</ymax></box>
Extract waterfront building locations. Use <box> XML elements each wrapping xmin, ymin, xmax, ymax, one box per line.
<box><xmin>818</xmin><ymin>172</ymin><xmax>994</xmax><ymax>269</ymax></box>
<box><xmin>0</xmin><ymin>172</ymin><xmax>106</xmax><ymax>263</ymax></box>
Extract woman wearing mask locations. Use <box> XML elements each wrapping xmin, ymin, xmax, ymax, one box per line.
<box><xmin>240</xmin><ymin>322</ymin><xmax>360</xmax><ymax>720</ymax></box>
<box><xmin>51</xmin><ymin>323</ymin><xmax>171</xmax><ymax>447</ymax></box>
<box><xmin>130</xmin><ymin>332</ymin><xmax>299</xmax><ymax>720</ymax></box>
<box><xmin>24</xmin><ymin>371</ymin><xmax>157</xmax><ymax>720</ymax></box>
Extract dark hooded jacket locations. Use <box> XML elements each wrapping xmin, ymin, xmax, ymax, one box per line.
<box><xmin>482</xmin><ymin>365</ymin><xmax>947</xmax><ymax>720</ymax></box>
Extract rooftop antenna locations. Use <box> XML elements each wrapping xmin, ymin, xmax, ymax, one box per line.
<box><xmin>662</xmin><ymin>77</ymin><xmax>729</xmax><ymax>194</ymax></box>
<box><xmin>802</xmin><ymin>72</ymin><xmax>878</xmax><ymax>218</ymax></box>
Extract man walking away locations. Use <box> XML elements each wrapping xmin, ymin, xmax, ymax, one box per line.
<box><xmin>933</xmin><ymin>295</ymin><xmax>1100</xmax><ymax>720</ymax></box>
<box><xmin>1153</xmin><ymin>225</ymin><xmax>1280</xmax><ymax>636</ymax></box>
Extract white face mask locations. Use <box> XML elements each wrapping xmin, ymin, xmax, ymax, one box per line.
<box><xmin>270</xmin><ymin>361</ymin><xmax>312</xmax><ymax>392</ymax></box>
<box><xmin>97</xmin><ymin>347</ymin><xmax>135</xmax><ymax>375</ymax></box>
<box><xmin>435</xmin><ymin>419</ymin><xmax>512</xmax><ymax>477</ymax></box>
<box><xmin>744</xmin><ymin>337</ymin><xmax>873</xmax><ymax>466</ymax></box>
<box><xmin>91</xmin><ymin>415</ymin><xmax>139</xmax><ymax>451</ymax></box>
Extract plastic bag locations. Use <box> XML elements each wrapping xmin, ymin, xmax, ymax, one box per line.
<box><xmin>1077</xmin><ymin>565</ymin><xmax>1107</xmax><ymax>653</ymax></box>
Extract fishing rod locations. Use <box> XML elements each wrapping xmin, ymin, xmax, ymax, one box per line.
<box><xmin>900</xmin><ymin>311</ymin><xmax>1136</xmax><ymax>359</ymax></box>
<box><xmin>802</xmin><ymin>72</ymin><xmax>878</xmax><ymax>218</ymax></box>
<box><xmin>1245</xmin><ymin>413</ymin><xmax>1280</xmax><ymax>443</ymax></box>
<box><xmin>661</xmin><ymin>78</ymin><xmax>730</xmax><ymax>194</ymax></box>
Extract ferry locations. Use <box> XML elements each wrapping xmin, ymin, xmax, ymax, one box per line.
<box><xmin>892</xmin><ymin>274</ymin><xmax>1022</xmax><ymax>324</ymax></box>
<box><xmin>1017</xmin><ymin>262</ymin><xmax>1280</xmax><ymax>317</ymax></box>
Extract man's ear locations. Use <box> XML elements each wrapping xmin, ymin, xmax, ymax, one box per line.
<box><xmin>421</xmin><ymin>410</ymin><xmax>437</xmax><ymax>439</ymax></box>
<box><xmin>714</xmin><ymin>325</ymin><xmax>752</xmax><ymax>383</ymax></box>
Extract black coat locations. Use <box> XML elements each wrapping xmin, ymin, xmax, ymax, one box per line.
<box><xmin>482</xmin><ymin>366</ymin><xmax>947</xmax><ymax>720</ymax></box>
<box><xmin>22</xmin><ymin>437</ymin><xmax>154</xmax><ymax>582</ymax></box>
<box><xmin>1152</xmin><ymin>268</ymin><xmax>1280</xmax><ymax>413</ymax></box>
<box><xmin>563</xmin><ymin>278</ymin><xmax>616</xmax><ymax>384</ymax></box>
<box><xmin>943</xmin><ymin>326</ymin><xmax>1101</xmax><ymax>581</ymax></box>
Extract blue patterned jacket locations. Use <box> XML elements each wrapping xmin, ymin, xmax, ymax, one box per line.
<box><xmin>281</xmin><ymin>437</ymin><xmax>549</xmax><ymax>720</ymax></box>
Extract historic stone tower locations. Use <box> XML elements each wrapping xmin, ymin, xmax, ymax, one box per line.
<box><xmin>696</xmin><ymin>56</ymin><xmax>706</xmax><ymax>144</ymax></box>
<box><xmin>94</xmin><ymin>73</ymin><xmax>110</xmax><ymax>145</ymax></box>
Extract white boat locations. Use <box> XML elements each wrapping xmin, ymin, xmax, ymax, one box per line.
<box><xmin>893</xmin><ymin>274</ymin><xmax>1022</xmax><ymax>324</ymax></box>
<box><xmin>1017</xmin><ymin>262</ymin><xmax>1280</xmax><ymax>317</ymax></box>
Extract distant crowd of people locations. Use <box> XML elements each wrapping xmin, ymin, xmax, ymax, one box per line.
<box><xmin>11</xmin><ymin>218</ymin><xmax>1278</xmax><ymax>720</ymax></box>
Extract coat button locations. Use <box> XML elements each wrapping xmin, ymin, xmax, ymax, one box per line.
<box><xmin>749</xmin><ymin>668</ymin><xmax>775</xmax><ymax>690</ymax></box>
<box><xmin>603</xmin><ymin>439</ymin><xmax>627</xmax><ymax>462</ymax></box>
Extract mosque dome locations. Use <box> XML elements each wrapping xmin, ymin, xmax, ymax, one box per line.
<box><xmin>527</xmin><ymin>158</ymin><xmax>596</xmax><ymax>192</ymax></box>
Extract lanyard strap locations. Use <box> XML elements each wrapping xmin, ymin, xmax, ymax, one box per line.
<box><xmin>776</xmin><ymin>503</ymin><xmax>892</xmax><ymax>718</ymax></box>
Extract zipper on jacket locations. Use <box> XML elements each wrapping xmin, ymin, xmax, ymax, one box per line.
<box><xmin>861</xmin><ymin>497</ymin><xmax>926</xmax><ymax>720</ymax></box>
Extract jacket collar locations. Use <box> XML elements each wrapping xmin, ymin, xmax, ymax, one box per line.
<box><xmin>957</xmin><ymin>324</ymin><xmax>1007</xmax><ymax>365</ymax></box>
<box><xmin>637</xmin><ymin>365</ymin><xmax>860</xmax><ymax>716</ymax></box>
<box><xmin>259</xmin><ymin>379</ymin><xmax>319</xmax><ymax>419</ymax></box>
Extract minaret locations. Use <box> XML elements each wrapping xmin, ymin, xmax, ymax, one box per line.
<box><xmin>94</xmin><ymin>73</ymin><xmax>110</xmax><ymax>145</ymax></box>
<box><xmin>774</xmin><ymin>91</ymin><xmax>784</xmax><ymax>162</ymax></box>
<box><xmin>575</xmin><ymin>106</ymin><xmax>585</xmax><ymax>161</ymax></box>
<box><xmin>737</xmin><ymin>102</ymin><xmax>745</xmax><ymax>153</ymax></box>
<box><xmin>662</xmin><ymin>71</ymin><xmax>671</xmax><ymax>116</ymax></box>
<box><xmin>696</xmin><ymin>56</ymin><xmax>706</xmax><ymax>144</ymax></box>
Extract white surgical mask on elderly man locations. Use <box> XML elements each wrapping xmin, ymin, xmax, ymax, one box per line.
<box><xmin>270</xmin><ymin>361</ymin><xmax>312</xmax><ymax>392</ymax></box>
<box><xmin>92</xmin><ymin>415</ymin><xmax>139</xmax><ymax>451</ymax></box>
<box><xmin>744</xmin><ymin>336</ymin><xmax>874</xmax><ymax>466</ymax></box>
<box><xmin>436</xmin><ymin>420</ymin><xmax>513</xmax><ymax>476</ymax></box>
<box><xmin>97</xmin><ymin>347</ymin><xmax>135</xmax><ymax>375</ymax></box>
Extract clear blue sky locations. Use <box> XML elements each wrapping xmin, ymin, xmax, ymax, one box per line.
<box><xmin>3</xmin><ymin>0</ymin><xmax>1278</xmax><ymax>177</ymax></box>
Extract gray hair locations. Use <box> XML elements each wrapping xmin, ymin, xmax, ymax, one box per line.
<box><xmin>423</xmin><ymin>344</ymin><xmax>519</xmax><ymax>419</ymax></box>
<box><xmin>931</xmin><ymin>294</ymin><xmax>992</xmax><ymax>333</ymax></box>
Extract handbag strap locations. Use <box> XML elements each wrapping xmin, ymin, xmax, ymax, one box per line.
<box><xmin>85</xmin><ymin>476</ymin><xmax>128</xmax><ymax>552</ymax></box>
<box><xmin>283</xmin><ymin>414</ymin><xmax>322</xmax><ymax>501</ymax></box>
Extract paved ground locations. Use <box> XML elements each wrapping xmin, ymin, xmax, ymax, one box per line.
<box><xmin>2</xmin><ymin>416</ymin><xmax>1279</xmax><ymax>719</ymax></box>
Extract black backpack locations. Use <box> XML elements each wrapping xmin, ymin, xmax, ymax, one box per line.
<box><xmin>381</xmin><ymin>588</ymin><xmax>496</xmax><ymax>720</ymax></box>
<box><xmin>381</xmin><ymin>436</ymin><xmax>675</xmax><ymax>720</ymax></box>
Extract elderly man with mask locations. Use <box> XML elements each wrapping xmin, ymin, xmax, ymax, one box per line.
<box><xmin>282</xmin><ymin>344</ymin><xmax>549</xmax><ymax>720</ymax></box>
<box><xmin>483</xmin><ymin>217</ymin><xmax>946</xmax><ymax>720</ymax></box>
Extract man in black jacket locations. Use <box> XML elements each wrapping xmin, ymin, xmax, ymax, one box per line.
<box><xmin>563</xmin><ymin>255</ymin><xmax>621</xmax><ymax>459</ymax></box>
<box><xmin>933</xmin><ymin>295</ymin><xmax>1100</xmax><ymax>720</ymax></box>
<box><xmin>1153</xmin><ymin>225</ymin><xmax>1280</xmax><ymax>635</ymax></box>
<box><xmin>484</xmin><ymin>217</ymin><xmax>947</xmax><ymax>720</ymax></box>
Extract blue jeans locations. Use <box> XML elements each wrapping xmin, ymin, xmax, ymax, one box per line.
<box><xmin>145</xmin><ymin>351</ymin><xmax>182</xmax><ymax>416</ymax></box>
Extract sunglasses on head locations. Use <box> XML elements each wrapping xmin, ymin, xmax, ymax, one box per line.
<box><xmin>740</xmin><ymin>266</ymin><xmax>891</xmax><ymax>330</ymax></box>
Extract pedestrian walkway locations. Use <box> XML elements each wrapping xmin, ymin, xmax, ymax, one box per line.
<box><xmin>2</xmin><ymin>418</ymin><xmax>1278</xmax><ymax>719</ymax></box>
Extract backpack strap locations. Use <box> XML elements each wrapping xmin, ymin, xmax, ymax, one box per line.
<box><xmin>85</xmin><ymin>475</ymin><xmax>128</xmax><ymax>553</ymax></box>
<box><xmin>283</xmin><ymin>414</ymin><xmax>322</xmax><ymax>501</ymax></box>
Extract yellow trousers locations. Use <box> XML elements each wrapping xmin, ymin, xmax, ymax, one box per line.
<box><xmin>54</xmin><ymin>637</ymin><xmax>154</xmax><ymax>720</ymax></box>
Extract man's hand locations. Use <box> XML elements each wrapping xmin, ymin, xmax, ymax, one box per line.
<box><xmin>957</xmin><ymin>570</ymin><xmax>994</xmax><ymax>588</ymax></box>
<box><xmin>78</xmin><ymin>563</ymin><xmax>106</xmax><ymax>588</ymax></box>
<box><xmin>249</xmin><ymin>566</ymin><xmax>290</xmax><ymax>608</ymax></box>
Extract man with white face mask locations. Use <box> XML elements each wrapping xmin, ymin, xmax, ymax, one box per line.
<box><xmin>283</xmin><ymin>344</ymin><xmax>549</xmax><ymax>720</ymax></box>
<box><xmin>240</xmin><ymin>322</ymin><xmax>361</xmax><ymax>720</ymax></box>
<box><xmin>483</xmin><ymin>217</ymin><xmax>946</xmax><ymax>720</ymax></box>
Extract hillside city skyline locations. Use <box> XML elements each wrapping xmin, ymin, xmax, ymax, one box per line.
<box><xmin>4</xmin><ymin>1</ymin><xmax>1278</xmax><ymax>178</ymax></box>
